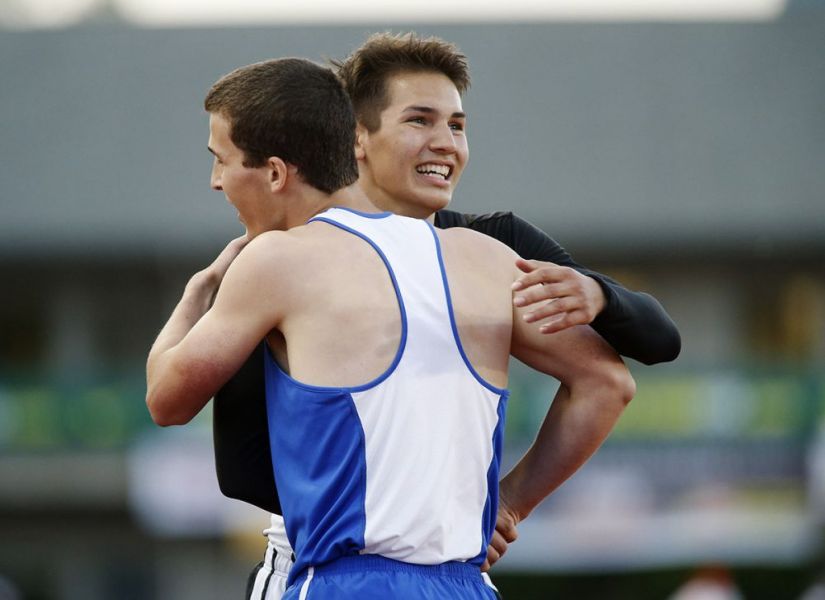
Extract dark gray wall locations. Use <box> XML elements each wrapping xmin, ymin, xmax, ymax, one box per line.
<box><xmin>1</xmin><ymin>20</ymin><xmax>823</xmax><ymax>259</ymax></box>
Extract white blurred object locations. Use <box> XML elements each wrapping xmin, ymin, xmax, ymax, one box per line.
<box><xmin>798</xmin><ymin>582</ymin><xmax>825</xmax><ymax>600</ymax></box>
<box><xmin>113</xmin><ymin>0</ymin><xmax>787</xmax><ymax>25</ymax></box>
<box><xmin>667</xmin><ymin>566</ymin><xmax>744</xmax><ymax>600</ymax></box>
<box><xmin>127</xmin><ymin>427</ymin><xmax>231</xmax><ymax>536</ymax></box>
<box><xmin>808</xmin><ymin>425</ymin><xmax>825</xmax><ymax>525</ymax></box>
<box><xmin>1</xmin><ymin>0</ymin><xmax>104</xmax><ymax>28</ymax></box>
<box><xmin>0</xmin><ymin>575</ymin><xmax>21</xmax><ymax>600</ymax></box>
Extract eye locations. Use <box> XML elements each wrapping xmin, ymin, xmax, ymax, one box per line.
<box><xmin>449</xmin><ymin>121</ymin><xmax>465</xmax><ymax>132</ymax></box>
<box><xmin>406</xmin><ymin>116</ymin><xmax>427</xmax><ymax>125</ymax></box>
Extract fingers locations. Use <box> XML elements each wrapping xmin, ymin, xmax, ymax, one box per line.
<box><xmin>514</xmin><ymin>257</ymin><xmax>536</xmax><ymax>275</ymax></box>
<box><xmin>517</xmin><ymin>298</ymin><xmax>591</xmax><ymax>333</ymax></box>
<box><xmin>491</xmin><ymin>508</ymin><xmax>518</xmax><ymax>554</ymax></box>
<box><xmin>520</xmin><ymin>298</ymin><xmax>582</xmax><ymax>324</ymax></box>
<box><xmin>512</xmin><ymin>258</ymin><xmax>606</xmax><ymax>332</ymax></box>
<box><xmin>513</xmin><ymin>283</ymin><xmax>571</xmax><ymax>309</ymax></box>
<box><xmin>482</xmin><ymin>510</ymin><xmax>520</xmax><ymax>572</ymax></box>
<box><xmin>221</xmin><ymin>235</ymin><xmax>251</xmax><ymax>260</ymax></box>
<box><xmin>512</xmin><ymin>259</ymin><xmax>564</xmax><ymax>291</ymax></box>
<box><xmin>482</xmin><ymin>531</ymin><xmax>507</xmax><ymax>571</ymax></box>
<box><xmin>536</xmin><ymin>311</ymin><xmax>590</xmax><ymax>334</ymax></box>
<box><xmin>210</xmin><ymin>236</ymin><xmax>250</xmax><ymax>275</ymax></box>
<box><xmin>481</xmin><ymin>548</ymin><xmax>498</xmax><ymax>572</ymax></box>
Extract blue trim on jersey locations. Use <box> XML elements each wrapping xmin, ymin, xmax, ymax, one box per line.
<box><xmin>321</xmin><ymin>206</ymin><xmax>393</xmax><ymax>219</ymax></box>
<box><xmin>427</xmin><ymin>222</ymin><xmax>508</xmax><ymax>396</ymax></box>
<box><xmin>266</xmin><ymin>216</ymin><xmax>408</xmax><ymax>394</ymax></box>
<box><xmin>474</xmin><ymin>394</ymin><xmax>509</xmax><ymax>564</ymax></box>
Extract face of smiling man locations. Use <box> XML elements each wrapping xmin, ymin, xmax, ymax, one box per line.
<box><xmin>354</xmin><ymin>70</ymin><xmax>469</xmax><ymax>221</ymax></box>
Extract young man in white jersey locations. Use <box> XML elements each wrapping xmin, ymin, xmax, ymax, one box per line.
<box><xmin>147</xmin><ymin>57</ymin><xmax>634</xmax><ymax>599</ymax></box>
<box><xmin>225</xmin><ymin>33</ymin><xmax>676</xmax><ymax>600</ymax></box>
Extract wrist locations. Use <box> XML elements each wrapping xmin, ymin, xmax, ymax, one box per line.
<box><xmin>499</xmin><ymin>472</ymin><xmax>533</xmax><ymax>523</ymax></box>
<box><xmin>587</xmin><ymin>276</ymin><xmax>607</xmax><ymax>316</ymax></box>
<box><xmin>585</xmin><ymin>274</ymin><xmax>613</xmax><ymax>322</ymax></box>
<box><xmin>184</xmin><ymin>270</ymin><xmax>220</xmax><ymax>311</ymax></box>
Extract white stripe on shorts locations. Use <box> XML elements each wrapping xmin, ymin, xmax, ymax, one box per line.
<box><xmin>297</xmin><ymin>566</ymin><xmax>314</xmax><ymax>600</ymax></box>
<box><xmin>250</xmin><ymin>543</ymin><xmax>292</xmax><ymax>600</ymax></box>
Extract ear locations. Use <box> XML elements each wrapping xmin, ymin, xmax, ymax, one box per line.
<box><xmin>354</xmin><ymin>123</ymin><xmax>368</xmax><ymax>161</ymax></box>
<box><xmin>266</xmin><ymin>157</ymin><xmax>289</xmax><ymax>192</ymax></box>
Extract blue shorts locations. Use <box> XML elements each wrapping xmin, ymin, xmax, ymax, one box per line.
<box><xmin>283</xmin><ymin>555</ymin><xmax>498</xmax><ymax>600</ymax></box>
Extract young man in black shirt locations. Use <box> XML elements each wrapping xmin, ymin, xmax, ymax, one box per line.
<box><xmin>212</xmin><ymin>33</ymin><xmax>679</xmax><ymax>600</ymax></box>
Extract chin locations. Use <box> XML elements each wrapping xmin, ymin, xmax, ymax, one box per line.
<box><xmin>423</xmin><ymin>195</ymin><xmax>451</xmax><ymax>214</ymax></box>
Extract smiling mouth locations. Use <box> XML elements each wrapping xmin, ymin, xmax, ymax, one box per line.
<box><xmin>416</xmin><ymin>163</ymin><xmax>452</xmax><ymax>181</ymax></box>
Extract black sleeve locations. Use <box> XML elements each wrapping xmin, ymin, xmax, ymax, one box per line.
<box><xmin>435</xmin><ymin>209</ymin><xmax>681</xmax><ymax>365</ymax></box>
<box><xmin>212</xmin><ymin>343</ymin><xmax>281</xmax><ymax>514</ymax></box>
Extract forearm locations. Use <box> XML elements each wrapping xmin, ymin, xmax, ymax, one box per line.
<box><xmin>146</xmin><ymin>272</ymin><xmax>218</xmax><ymax>425</ymax></box>
<box><xmin>147</xmin><ymin>272</ymin><xmax>216</xmax><ymax>375</ymax></box>
<box><xmin>587</xmin><ymin>275</ymin><xmax>681</xmax><ymax>365</ymax></box>
<box><xmin>500</xmin><ymin>371</ymin><xmax>633</xmax><ymax>522</ymax></box>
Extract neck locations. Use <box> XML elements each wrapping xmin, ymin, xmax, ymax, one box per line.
<box><xmin>326</xmin><ymin>184</ymin><xmax>383</xmax><ymax>215</ymax></box>
<box><xmin>285</xmin><ymin>184</ymin><xmax>382</xmax><ymax>229</ymax></box>
<box><xmin>354</xmin><ymin>174</ymin><xmax>441</xmax><ymax>222</ymax></box>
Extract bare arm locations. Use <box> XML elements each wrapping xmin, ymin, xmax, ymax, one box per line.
<box><xmin>483</xmin><ymin>299</ymin><xmax>635</xmax><ymax>570</ymax></box>
<box><xmin>146</xmin><ymin>234</ymin><xmax>285</xmax><ymax>426</ymax></box>
<box><xmin>505</xmin><ymin>321</ymin><xmax>635</xmax><ymax>516</ymax></box>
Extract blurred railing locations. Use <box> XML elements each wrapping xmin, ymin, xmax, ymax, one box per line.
<box><xmin>0</xmin><ymin>365</ymin><xmax>822</xmax><ymax>451</ymax></box>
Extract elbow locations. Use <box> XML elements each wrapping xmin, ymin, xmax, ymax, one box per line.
<box><xmin>565</xmin><ymin>359</ymin><xmax>635</xmax><ymax>413</ymax></box>
<box><xmin>602</xmin><ymin>363</ymin><xmax>636</xmax><ymax>409</ymax></box>
<box><xmin>146</xmin><ymin>389</ymin><xmax>194</xmax><ymax>427</ymax></box>
<box><xmin>619</xmin><ymin>368</ymin><xmax>636</xmax><ymax>407</ymax></box>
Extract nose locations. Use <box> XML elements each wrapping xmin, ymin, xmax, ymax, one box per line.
<box><xmin>429</xmin><ymin>122</ymin><xmax>458</xmax><ymax>154</ymax></box>
<box><xmin>210</xmin><ymin>159</ymin><xmax>222</xmax><ymax>191</ymax></box>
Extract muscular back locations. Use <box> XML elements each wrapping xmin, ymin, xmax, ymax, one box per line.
<box><xmin>266</xmin><ymin>218</ymin><xmax>516</xmax><ymax>390</ymax></box>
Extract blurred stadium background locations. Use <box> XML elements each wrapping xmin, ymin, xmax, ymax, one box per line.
<box><xmin>1</xmin><ymin>1</ymin><xmax>824</xmax><ymax>598</ymax></box>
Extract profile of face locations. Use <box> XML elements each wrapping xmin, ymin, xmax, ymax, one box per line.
<box><xmin>356</xmin><ymin>71</ymin><xmax>469</xmax><ymax>220</ymax></box>
<box><xmin>208</xmin><ymin>112</ymin><xmax>275</xmax><ymax>238</ymax></box>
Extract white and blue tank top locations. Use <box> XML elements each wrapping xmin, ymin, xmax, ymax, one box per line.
<box><xmin>263</xmin><ymin>207</ymin><xmax>510</xmax><ymax>585</ymax></box>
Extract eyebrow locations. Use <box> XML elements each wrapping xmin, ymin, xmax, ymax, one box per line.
<box><xmin>402</xmin><ymin>105</ymin><xmax>466</xmax><ymax>119</ymax></box>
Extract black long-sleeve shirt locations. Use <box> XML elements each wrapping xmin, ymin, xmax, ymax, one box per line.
<box><xmin>212</xmin><ymin>210</ymin><xmax>681</xmax><ymax>514</ymax></box>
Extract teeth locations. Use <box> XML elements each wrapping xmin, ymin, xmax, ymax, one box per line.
<box><xmin>416</xmin><ymin>163</ymin><xmax>451</xmax><ymax>179</ymax></box>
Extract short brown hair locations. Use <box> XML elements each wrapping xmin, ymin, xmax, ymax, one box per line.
<box><xmin>204</xmin><ymin>58</ymin><xmax>358</xmax><ymax>194</ymax></box>
<box><xmin>333</xmin><ymin>32</ymin><xmax>471</xmax><ymax>132</ymax></box>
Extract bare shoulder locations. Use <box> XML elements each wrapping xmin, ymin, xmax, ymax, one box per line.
<box><xmin>235</xmin><ymin>230</ymin><xmax>295</xmax><ymax>270</ymax></box>
<box><xmin>212</xmin><ymin>227</ymin><xmax>327</xmax><ymax>323</ymax></box>
<box><xmin>241</xmin><ymin>224</ymin><xmax>327</xmax><ymax>265</ymax></box>
<box><xmin>436</xmin><ymin>226</ymin><xmax>519</xmax><ymax>276</ymax></box>
<box><xmin>232</xmin><ymin>221</ymin><xmax>356</xmax><ymax>286</ymax></box>
<box><xmin>217</xmin><ymin>229</ymin><xmax>314</xmax><ymax>300</ymax></box>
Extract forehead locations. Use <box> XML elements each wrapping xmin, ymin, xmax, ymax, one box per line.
<box><xmin>383</xmin><ymin>71</ymin><xmax>464</xmax><ymax>114</ymax></box>
<box><xmin>208</xmin><ymin>112</ymin><xmax>236</xmax><ymax>152</ymax></box>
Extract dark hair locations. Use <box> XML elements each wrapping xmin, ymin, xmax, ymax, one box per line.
<box><xmin>333</xmin><ymin>32</ymin><xmax>471</xmax><ymax>132</ymax></box>
<box><xmin>204</xmin><ymin>58</ymin><xmax>358</xmax><ymax>194</ymax></box>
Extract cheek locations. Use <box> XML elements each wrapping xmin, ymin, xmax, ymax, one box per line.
<box><xmin>226</xmin><ymin>169</ymin><xmax>258</xmax><ymax>191</ymax></box>
<box><xmin>457</xmin><ymin>138</ymin><xmax>469</xmax><ymax>163</ymax></box>
<box><xmin>385</xmin><ymin>130</ymin><xmax>420</xmax><ymax>160</ymax></box>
